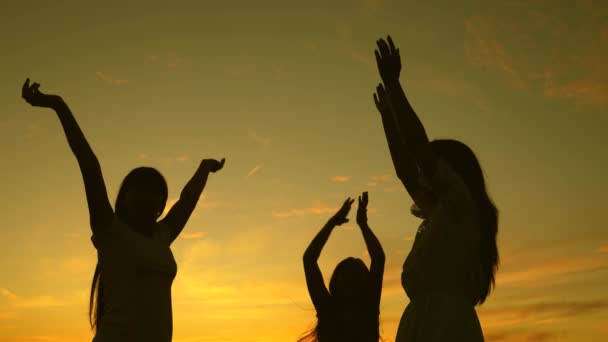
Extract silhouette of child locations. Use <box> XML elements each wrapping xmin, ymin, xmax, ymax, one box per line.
<box><xmin>299</xmin><ymin>192</ymin><xmax>385</xmax><ymax>342</ymax></box>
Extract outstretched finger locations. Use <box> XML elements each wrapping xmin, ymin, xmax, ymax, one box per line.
<box><xmin>377</xmin><ymin>38</ymin><xmax>390</xmax><ymax>58</ymax></box>
<box><xmin>22</xmin><ymin>79</ymin><xmax>30</xmax><ymax>98</ymax></box>
<box><xmin>373</xmin><ymin>93</ymin><xmax>379</xmax><ymax>106</ymax></box>
<box><xmin>387</xmin><ymin>35</ymin><xmax>397</xmax><ymax>54</ymax></box>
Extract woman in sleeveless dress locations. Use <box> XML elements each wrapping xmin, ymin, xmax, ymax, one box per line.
<box><xmin>371</xmin><ymin>37</ymin><xmax>499</xmax><ymax>341</ymax></box>
<box><xmin>21</xmin><ymin>79</ymin><xmax>225</xmax><ymax>342</ymax></box>
<box><xmin>299</xmin><ymin>192</ymin><xmax>385</xmax><ymax>342</ymax></box>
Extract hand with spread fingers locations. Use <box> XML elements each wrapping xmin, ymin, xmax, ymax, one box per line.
<box><xmin>374</xmin><ymin>35</ymin><xmax>401</xmax><ymax>84</ymax></box>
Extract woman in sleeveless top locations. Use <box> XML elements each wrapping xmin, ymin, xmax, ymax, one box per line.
<box><xmin>299</xmin><ymin>192</ymin><xmax>385</xmax><ymax>342</ymax></box>
<box><xmin>371</xmin><ymin>36</ymin><xmax>499</xmax><ymax>341</ymax></box>
<box><xmin>21</xmin><ymin>79</ymin><xmax>225</xmax><ymax>342</ymax></box>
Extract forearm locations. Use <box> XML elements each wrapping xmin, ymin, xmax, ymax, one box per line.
<box><xmin>359</xmin><ymin>223</ymin><xmax>385</xmax><ymax>262</ymax></box>
<box><xmin>378</xmin><ymin>107</ymin><xmax>419</xmax><ymax>184</ymax></box>
<box><xmin>53</xmin><ymin>100</ymin><xmax>97</xmax><ymax>164</ymax></box>
<box><xmin>303</xmin><ymin>220</ymin><xmax>336</xmax><ymax>263</ymax></box>
<box><xmin>384</xmin><ymin>80</ymin><xmax>430</xmax><ymax>150</ymax></box>
<box><xmin>180</xmin><ymin>163</ymin><xmax>211</xmax><ymax>201</ymax></box>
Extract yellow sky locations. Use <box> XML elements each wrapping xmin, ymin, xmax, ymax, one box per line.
<box><xmin>1</xmin><ymin>1</ymin><xmax>607</xmax><ymax>341</ymax></box>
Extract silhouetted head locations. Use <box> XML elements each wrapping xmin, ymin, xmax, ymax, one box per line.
<box><xmin>328</xmin><ymin>257</ymin><xmax>371</xmax><ymax>312</ymax></box>
<box><xmin>114</xmin><ymin>167</ymin><xmax>168</xmax><ymax>227</ymax></box>
<box><xmin>298</xmin><ymin>257</ymin><xmax>380</xmax><ymax>342</ymax></box>
<box><xmin>429</xmin><ymin>139</ymin><xmax>499</xmax><ymax>305</ymax></box>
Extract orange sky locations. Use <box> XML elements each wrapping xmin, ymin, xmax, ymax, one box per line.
<box><xmin>1</xmin><ymin>1</ymin><xmax>607</xmax><ymax>341</ymax></box>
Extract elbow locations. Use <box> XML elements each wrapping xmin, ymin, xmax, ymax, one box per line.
<box><xmin>373</xmin><ymin>250</ymin><xmax>386</xmax><ymax>265</ymax></box>
<box><xmin>303</xmin><ymin>251</ymin><xmax>317</xmax><ymax>266</ymax></box>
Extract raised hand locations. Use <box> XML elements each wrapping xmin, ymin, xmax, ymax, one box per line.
<box><xmin>201</xmin><ymin>158</ymin><xmax>226</xmax><ymax>173</ymax></box>
<box><xmin>374</xmin><ymin>35</ymin><xmax>401</xmax><ymax>84</ymax></box>
<box><xmin>373</xmin><ymin>83</ymin><xmax>393</xmax><ymax>114</ymax></box>
<box><xmin>356</xmin><ymin>191</ymin><xmax>369</xmax><ymax>226</ymax></box>
<box><xmin>329</xmin><ymin>197</ymin><xmax>355</xmax><ymax>226</ymax></box>
<box><xmin>21</xmin><ymin>78</ymin><xmax>62</xmax><ymax>109</ymax></box>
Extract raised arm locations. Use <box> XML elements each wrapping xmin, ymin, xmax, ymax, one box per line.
<box><xmin>161</xmin><ymin>158</ymin><xmax>225</xmax><ymax>243</ymax></box>
<box><xmin>355</xmin><ymin>192</ymin><xmax>385</xmax><ymax>308</ymax></box>
<box><xmin>374</xmin><ymin>36</ymin><xmax>438</xmax><ymax>214</ymax></box>
<box><xmin>373</xmin><ymin>84</ymin><xmax>432</xmax><ymax>208</ymax></box>
<box><xmin>303</xmin><ymin>198</ymin><xmax>354</xmax><ymax>311</ymax></box>
<box><xmin>21</xmin><ymin>79</ymin><xmax>113</xmax><ymax>234</ymax></box>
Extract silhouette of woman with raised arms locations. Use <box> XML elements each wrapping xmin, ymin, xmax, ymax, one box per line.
<box><xmin>372</xmin><ymin>36</ymin><xmax>499</xmax><ymax>341</ymax></box>
<box><xmin>299</xmin><ymin>192</ymin><xmax>385</xmax><ymax>342</ymax></box>
<box><xmin>21</xmin><ymin>79</ymin><xmax>225</xmax><ymax>342</ymax></box>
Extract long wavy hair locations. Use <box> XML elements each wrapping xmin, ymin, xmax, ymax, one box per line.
<box><xmin>89</xmin><ymin>167</ymin><xmax>168</xmax><ymax>331</ymax></box>
<box><xmin>297</xmin><ymin>257</ymin><xmax>382</xmax><ymax>342</ymax></box>
<box><xmin>429</xmin><ymin>139</ymin><xmax>499</xmax><ymax>305</ymax></box>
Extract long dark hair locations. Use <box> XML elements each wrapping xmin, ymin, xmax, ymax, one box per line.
<box><xmin>89</xmin><ymin>167</ymin><xmax>168</xmax><ymax>331</ymax></box>
<box><xmin>297</xmin><ymin>258</ymin><xmax>382</xmax><ymax>342</ymax></box>
<box><xmin>429</xmin><ymin>139</ymin><xmax>499</xmax><ymax>305</ymax></box>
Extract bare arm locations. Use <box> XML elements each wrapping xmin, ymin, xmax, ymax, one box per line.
<box><xmin>22</xmin><ymin>79</ymin><xmax>113</xmax><ymax>234</ymax></box>
<box><xmin>303</xmin><ymin>198</ymin><xmax>354</xmax><ymax>311</ymax></box>
<box><xmin>356</xmin><ymin>192</ymin><xmax>384</xmax><ymax>309</ymax></box>
<box><xmin>375</xmin><ymin>36</ymin><xmax>438</xmax><ymax>214</ymax></box>
<box><xmin>161</xmin><ymin>158</ymin><xmax>225</xmax><ymax>243</ymax></box>
<box><xmin>374</xmin><ymin>84</ymin><xmax>433</xmax><ymax>204</ymax></box>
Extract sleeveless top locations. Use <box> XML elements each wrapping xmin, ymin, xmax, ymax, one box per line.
<box><xmin>91</xmin><ymin>215</ymin><xmax>177</xmax><ymax>342</ymax></box>
<box><xmin>402</xmin><ymin>158</ymin><xmax>482</xmax><ymax>305</ymax></box>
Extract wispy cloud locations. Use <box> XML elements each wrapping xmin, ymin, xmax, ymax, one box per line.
<box><xmin>180</xmin><ymin>231</ymin><xmax>206</xmax><ymax>240</ymax></box>
<box><xmin>361</xmin><ymin>0</ymin><xmax>384</xmax><ymax>11</ymax></box>
<box><xmin>271</xmin><ymin>206</ymin><xmax>338</xmax><ymax>218</ymax></box>
<box><xmin>336</xmin><ymin>22</ymin><xmax>374</xmax><ymax>67</ymax></box>
<box><xmin>370</xmin><ymin>174</ymin><xmax>392</xmax><ymax>182</ymax></box>
<box><xmin>146</xmin><ymin>52</ymin><xmax>183</xmax><ymax>68</ymax></box>
<box><xmin>483</xmin><ymin>328</ymin><xmax>565</xmax><ymax>342</ymax></box>
<box><xmin>596</xmin><ymin>245</ymin><xmax>608</xmax><ymax>254</ymax></box>
<box><xmin>464</xmin><ymin>15</ymin><xmax>527</xmax><ymax>89</ymax></box>
<box><xmin>95</xmin><ymin>71</ymin><xmax>128</xmax><ymax>85</ymax></box>
<box><xmin>246</xmin><ymin>165</ymin><xmax>262</xmax><ymax>178</ymax></box>
<box><xmin>543</xmin><ymin>79</ymin><xmax>608</xmax><ymax>106</ymax></box>
<box><xmin>0</xmin><ymin>288</ymin><xmax>66</xmax><ymax>308</ymax></box>
<box><xmin>479</xmin><ymin>300</ymin><xmax>608</xmax><ymax>328</ymax></box>
<box><xmin>496</xmin><ymin>254</ymin><xmax>607</xmax><ymax>287</ymax></box>
<box><xmin>330</xmin><ymin>176</ymin><xmax>350</xmax><ymax>182</ymax></box>
<box><xmin>248</xmin><ymin>130</ymin><xmax>271</xmax><ymax>147</ymax></box>
<box><xmin>176</xmin><ymin>155</ymin><xmax>190</xmax><ymax>162</ymax></box>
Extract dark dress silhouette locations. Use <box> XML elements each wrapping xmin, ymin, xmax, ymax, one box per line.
<box><xmin>371</xmin><ymin>36</ymin><xmax>498</xmax><ymax>342</ymax></box>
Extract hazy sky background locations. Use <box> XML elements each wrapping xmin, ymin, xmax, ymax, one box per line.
<box><xmin>1</xmin><ymin>0</ymin><xmax>607</xmax><ymax>341</ymax></box>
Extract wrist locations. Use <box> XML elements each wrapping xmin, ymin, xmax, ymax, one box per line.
<box><xmin>51</xmin><ymin>96</ymin><xmax>67</xmax><ymax>111</ymax></box>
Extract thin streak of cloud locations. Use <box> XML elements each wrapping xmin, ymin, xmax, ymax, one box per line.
<box><xmin>371</xmin><ymin>174</ymin><xmax>392</xmax><ymax>182</ymax></box>
<box><xmin>246</xmin><ymin>165</ymin><xmax>262</xmax><ymax>178</ymax></box>
<box><xmin>180</xmin><ymin>232</ymin><xmax>206</xmax><ymax>240</ymax></box>
<box><xmin>0</xmin><ymin>288</ymin><xmax>65</xmax><ymax>308</ymax></box>
<box><xmin>272</xmin><ymin>206</ymin><xmax>338</xmax><ymax>218</ymax></box>
<box><xmin>336</xmin><ymin>23</ymin><xmax>374</xmax><ymax>67</ymax></box>
<box><xmin>248</xmin><ymin>130</ymin><xmax>271</xmax><ymax>146</ymax></box>
<box><xmin>596</xmin><ymin>245</ymin><xmax>608</xmax><ymax>254</ymax></box>
<box><xmin>496</xmin><ymin>255</ymin><xmax>607</xmax><ymax>286</ymax></box>
<box><xmin>330</xmin><ymin>176</ymin><xmax>350</xmax><ymax>182</ymax></box>
<box><xmin>479</xmin><ymin>300</ymin><xmax>608</xmax><ymax>328</ymax></box>
<box><xmin>95</xmin><ymin>71</ymin><xmax>128</xmax><ymax>85</ymax></box>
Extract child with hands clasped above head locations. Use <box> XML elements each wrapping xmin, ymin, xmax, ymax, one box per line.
<box><xmin>299</xmin><ymin>192</ymin><xmax>385</xmax><ymax>342</ymax></box>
